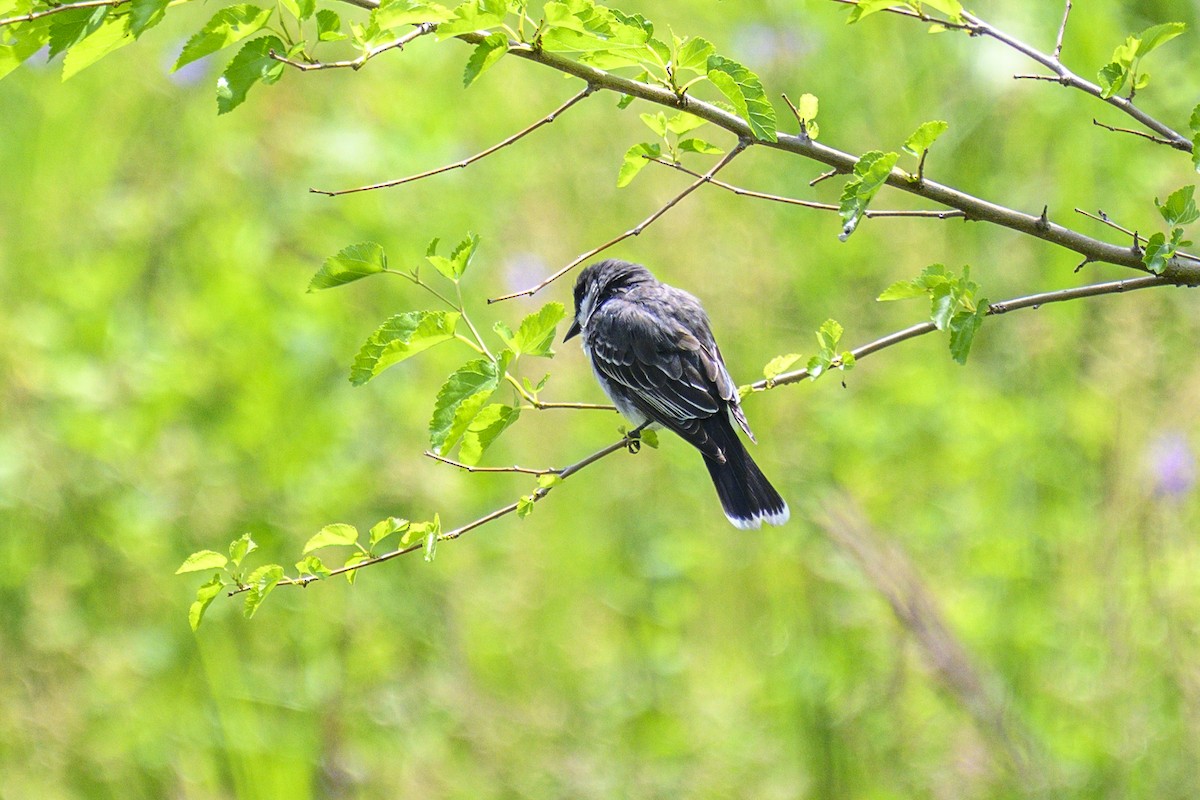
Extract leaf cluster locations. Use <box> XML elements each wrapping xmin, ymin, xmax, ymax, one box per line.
<box><xmin>878</xmin><ymin>264</ymin><xmax>988</xmax><ymax>364</ymax></box>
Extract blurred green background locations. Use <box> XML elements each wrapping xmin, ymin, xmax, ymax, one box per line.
<box><xmin>4</xmin><ymin>0</ymin><xmax>1200</xmax><ymax>796</ymax></box>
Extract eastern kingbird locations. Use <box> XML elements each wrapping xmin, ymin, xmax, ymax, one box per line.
<box><xmin>564</xmin><ymin>259</ymin><xmax>789</xmax><ymax>529</ymax></box>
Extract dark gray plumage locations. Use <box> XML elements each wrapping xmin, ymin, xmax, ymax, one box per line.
<box><xmin>564</xmin><ymin>259</ymin><xmax>789</xmax><ymax>529</ymax></box>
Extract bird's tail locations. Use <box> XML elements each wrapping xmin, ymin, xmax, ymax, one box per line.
<box><xmin>702</xmin><ymin>424</ymin><xmax>789</xmax><ymax>530</ymax></box>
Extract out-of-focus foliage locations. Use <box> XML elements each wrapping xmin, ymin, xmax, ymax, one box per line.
<box><xmin>3</xmin><ymin>0</ymin><xmax>1200</xmax><ymax>797</ymax></box>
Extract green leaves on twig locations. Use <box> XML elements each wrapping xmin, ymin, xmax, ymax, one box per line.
<box><xmin>843</xmin><ymin>0</ymin><xmax>964</xmax><ymax>27</ymax></box>
<box><xmin>839</xmin><ymin>150</ymin><xmax>899</xmax><ymax>241</ymax></box>
<box><xmin>1143</xmin><ymin>185</ymin><xmax>1197</xmax><ymax>275</ymax></box>
<box><xmin>618</xmin><ymin>111</ymin><xmax>719</xmax><ymax>187</ymax></box>
<box><xmin>759</xmin><ymin>319</ymin><xmax>855</xmax><ymax>388</ymax></box>
<box><xmin>878</xmin><ymin>264</ymin><xmax>988</xmax><ymax>364</ymax></box>
<box><xmin>1097</xmin><ymin>22</ymin><xmax>1186</xmax><ymax>99</ymax></box>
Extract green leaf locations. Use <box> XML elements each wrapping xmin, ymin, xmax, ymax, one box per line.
<box><xmin>216</xmin><ymin>35</ymin><xmax>285</xmax><ymax>115</ymax></box>
<box><xmin>426</xmin><ymin>233</ymin><xmax>479</xmax><ymax>281</ymax></box>
<box><xmin>242</xmin><ymin>564</ymin><xmax>284</xmax><ymax>619</ymax></box>
<box><xmin>678</xmin><ymin>138</ymin><xmax>724</xmax><ymax>155</ymax></box>
<box><xmin>1135</xmin><ymin>22</ymin><xmax>1186</xmax><ymax>57</ymax></box>
<box><xmin>1191</xmin><ymin>103</ymin><xmax>1200</xmax><ymax>135</ymax></box>
<box><xmin>373</xmin><ymin>0</ymin><xmax>452</xmax><ymax>30</ymax></box>
<box><xmin>228</xmin><ymin>533</ymin><xmax>257</xmax><ymax>567</ymax></box>
<box><xmin>0</xmin><ymin>20</ymin><xmax>50</xmax><ymax>81</ymax></box>
<box><xmin>763</xmin><ymin>353</ymin><xmax>802</xmax><ymax>380</ymax></box>
<box><xmin>516</xmin><ymin>495</ymin><xmax>535</xmax><ymax>518</ymax></box>
<box><xmin>463</xmin><ymin>31</ymin><xmax>507</xmax><ymax>87</ymax></box>
<box><xmin>639</xmin><ymin>111</ymin><xmax>667</xmax><ymax>137</ymax></box>
<box><xmin>877</xmin><ymin>279</ymin><xmax>926</xmax><ymax>301</ymax></box>
<box><xmin>512</xmin><ymin>301</ymin><xmax>566</xmax><ymax>357</ymax></box>
<box><xmin>129</xmin><ymin>0</ymin><xmax>171</xmax><ymax>35</ymax></box>
<box><xmin>1156</xmin><ymin>185</ymin><xmax>1199</xmax><ymax>227</ymax></box>
<box><xmin>308</xmin><ymin>242</ymin><xmax>387</xmax><ymax>291</ymax></box>
<box><xmin>189</xmin><ymin>575</ymin><xmax>225</xmax><ymax>631</ymax></box>
<box><xmin>846</xmin><ymin>0</ymin><xmax>903</xmax><ymax>23</ymax></box>
<box><xmin>61</xmin><ymin>12</ymin><xmax>132</xmax><ymax>79</ymax></box>
<box><xmin>948</xmin><ymin>304</ymin><xmax>986</xmax><ymax>365</ymax></box>
<box><xmin>617</xmin><ymin>142</ymin><xmax>660</xmax><ymax>187</ymax></box>
<box><xmin>48</xmin><ymin>6</ymin><xmax>106</xmax><ymax>59</ymax></box>
<box><xmin>174</xmin><ymin>4</ymin><xmax>273</xmax><ymax>71</ymax></box>
<box><xmin>279</xmin><ymin>0</ymin><xmax>314</xmax><ymax>21</ymax></box>
<box><xmin>639</xmin><ymin>429</ymin><xmax>659</xmax><ymax>448</ymax></box>
<box><xmin>458</xmin><ymin>404</ymin><xmax>520</xmax><ymax>465</ymax></box>
<box><xmin>920</xmin><ymin>0</ymin><xmax>963</xmax><ymax>18</ymax></box>
<box><xmin>838</xmin><ymin>150</ymin><xmax>899</xmax><ymax>240</ymax></box>
<box><xmin>316</xmin><ymin>9</ymin><xmax>347</xmax><ymax>41</ymax></box>
<box><xmin>665</xmin><ymin>111</ymin><xmax>707</xmax><ymax>136</ymax></box>
<box><xmin>674</xmin><ymin>36</ymin><xmax>714</xmax><ymax>74</ymax></box>
<box><xmin>796</xmin><ymin>92</ymin><xmax>818</xmax><ymax>122</ymax></box>
<box><xmin>350</xmin><ymin>310</ymin><xmax>460</xmax><ymax>386</ymax></box>
<box><xmin>903</xmin><ymin>120</ymin><xmax>948</xmax><ymax>157</ymax></box>
<box><xmin>177</xmin><ymin>550</ymin><xmax>229</xmax><ymax>574</ymax></box>
<box><xmin>1142</xmin><ymin>230</ymin><xmax>1177</xmax><ymax>274</ymax></box>
<box><xmin>706</xmin><ymin>54</ymin><xmax>777</xmax><ymax>142</ymax></box>
<box><xmin>1097</xmin><ymin>61</ymin><xmax>1127</xmax><ymax>99</ymax></box>
<box><xmin>436</xmin><ymin>0</ymin><xmax>506</xmax><ymax>38</ymax></box>
<box><xmin>343</xmin><ymin>552</ymin><xmax>370</xmax><ymax>584</ymax></box>
<box><xmin>537</xmin><ymin>472</ymin><xmax>562</xmax><ymax>489</ymax></box>
<box><xmin>295</xmin><ymin>555</ymin><xmax>332</xmax><ymax>579</ymax></box>
<box><xmin>816</xmin><ymin>319</ymin><xmax>843</xmax><ymax>353</ymax></box>
<box><xmin>369</xmin><ymin>517</ymin><xmax>410</xmax><ymax>548</ymax></box>
<box><xmin>429</xmin><ymin>358</ymin><xmax>501</xmax><ymax>454</ymax></box>
<box><xmin>303</xmin><ymin>523</ymin><xmax>359</xmax><ymax>554</ymax></box>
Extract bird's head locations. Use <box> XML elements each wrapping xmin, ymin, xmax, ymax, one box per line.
<box><xmin>564</xmin><ymin>259</ymin><xmax>655</xmax><ymax>341</ymax></box>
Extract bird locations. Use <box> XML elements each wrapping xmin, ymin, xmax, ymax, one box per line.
<box><xmin>564</xmin><ymin>259</ymin><xmax>789</xmax><ymax>529</ymax></box>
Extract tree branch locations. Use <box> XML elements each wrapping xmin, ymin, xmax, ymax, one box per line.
<box><xmin>1091</xmin><ymin>118</ymin><xmax>1177</xmax><ymax>148</ymax></box>
<box><xmin>424</xmin><ymin>451</ymin><xmax>559</xmax><ymax>475</ymax></box>
<box><xmin>310</xmin><ymin>86</ymin><xmax>595</xmax><ymax>196</ymax></box>
<box><xmin>428</xmin><ymin>33</ymin><xmax>1200</xmax><ymax>285</ymax></box>
<box><xmin>487</xmin><ymin>138</ymin><xmax>750</xmax><ymax>303</ymax></box>
<box><xmin>269</xmin><ymin>21</ymin><xmax>435</xmax><ymax>72</ymax></box>
<box><xmin>229</xmin><ymin>424</ymin><xmax>649</xmax><ymax>594</ymax></box>
<box><xmin>748</xmin><ymin>275</ymin><xmax>1182</xmax><ymax>392</ymax></box>
<box><xmin>1053</xmin><ymin>0</ymin><xmax>1072</xmax><ymax>61</ymax></box>
<box><xmin>0</xmin><ymin>0</ymin><xmax>128</xmax><ymax>27</ymax></box>
<box><xmin>829</xmin><ymin>0</ymin><xmax>1191</xmax><ymax>151</ymax></box>
<box><xmin>648</xmin><ymin>158</ymin><xmax>966</xmax><ymax>219</ymax></box>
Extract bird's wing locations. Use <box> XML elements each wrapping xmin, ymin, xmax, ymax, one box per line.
<box><xmin>588</xmin><ymin>297</ymin><xmax>735</xmax><ymax>459</ymax></box>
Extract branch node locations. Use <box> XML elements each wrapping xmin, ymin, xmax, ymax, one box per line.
<box><xmin>1036</xmin><ymin>205</ymin><xmax>1050</xmax><ymax>232</ymax></box>
<box><xmin>809</xmin><ymin>168</ymin><xmax>839</xmax><ymax>187</ymax></box>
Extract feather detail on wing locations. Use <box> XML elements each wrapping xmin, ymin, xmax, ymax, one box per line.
<box><xmin>587</xmin><ymin>292</ymin><xmax>747</xmax><ymax>460</ymax></box>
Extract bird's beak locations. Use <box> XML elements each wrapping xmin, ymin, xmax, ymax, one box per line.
<box><xmin>564</xmin><ymin>319</ymin><xmax>581</xmax><ymax>342</ymax></box>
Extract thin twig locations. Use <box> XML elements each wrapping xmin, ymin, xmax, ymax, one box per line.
<box><xmin>311</xmin><ymin>85</ymin><xmax>595</xmax><ymax>196</ymax></box>
<box><xmin>1053</xmin><ymin>0</ymin><xmax>1072</xmax><ymax>60</ymax></box>
<box><xmin>827</xmin><ymin>0</ymin><xmax>978</xmax><ymax>32</ymax></box>
<box><xmin>828</xmin><ymin>0</ymin><xmax>1192</xmax><ymax>152</ymax></box>
<box><xmin>230</xmin><ymin>425</ymin><xmax>648</xmax><ymax>593</ymax></box>
<box><xmin>1075</xmin><ymin>208</ymin><xmax>1144</xmax><ymax>243</ymax></box>
<box><xmin>424</xmin><ymin>451</ymin><xmax>559</xmax><ymax>475</ymax></box>
<box><xmin>0</xmin><ymin>0</ymin><xmax>126</xmax><ymax>26</ymax></box>
<box><xmin>648</xmin><ymin>158</ymin><xmax>965</xmax><ymax>219</ymax></box>
<box><xmin>488</xmin><ymin>139</ymin><xmax>750</xmax><ymax>303</ymax></box>
<box><xmin>529</xmin><ymin>399</ymin><xmax>617</xmax><ymax>410</ymax></box>
<box><xmin>748</xmin><ymin>275</ymin><xmax>1181</xmax><ymax>392</ymax></box>
<box><xmin>809</xmin><ymin>168</ymin><xmax>839</xmax><ymax>187</ymax></box>
<box><xmin>1074</xmin><ymin>208</ymin><xmax>1200</xmax><ymax>264</ymax></box>
<box><xmin>269</xmin><ymin>22</ymin><xmax>435</xmax><ymax>73</ymax></box>
<box><xmin>1091</xmin><ymin>118</ymin><xmax>1177</xmax><ymax>147</ymax></box>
